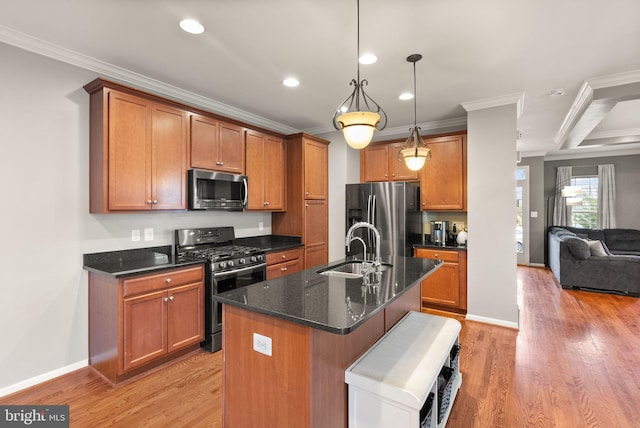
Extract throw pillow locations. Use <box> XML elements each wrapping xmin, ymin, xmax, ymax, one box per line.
<box><xmin>564</xmin><ymin>237</ymin><xmax>591</xmax><ymax>260</ymax></box>
<box><xmin>587</xmin><ymin>239</ymin><xmax>608</xmax><ymax>257</ymax></box>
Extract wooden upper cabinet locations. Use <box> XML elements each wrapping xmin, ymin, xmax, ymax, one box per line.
<box><xmin>85</xmin><ymin>79</ymin><xmax>188</xmax><ymax>213</ymax></box>
<box><xmin>304</xmin><ymin>139</ymin><xmax>328</xmax><ymax>199</ymax></box>
<box><xmin>245</xmin><ymin>130</ymin><xmax>285</xmax><ymax>211</ymax></box>
<box><xmin>419</xmin><ymin>134</ymin><xmax>466</xmax><ymax>211</ymax></box>
<box><xmin>190</xmin><ymin>114</ymin><xmax>245</xmax><ymax>174</ymax></box>
<box><xmin>360</xmin><ymin>142</ymin><xmax>419</xmax><ymax>182</ymax></box>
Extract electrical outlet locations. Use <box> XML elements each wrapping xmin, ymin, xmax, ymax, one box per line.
<box><xmin>253</xmin><ymin>333</ymin><xmax>272</xmax><ymax>356</ymax></box>
<box><xmin>144</xmin><ymin>228</ymin><xmax>154</xmax><ymax>241</ymax></box>
<box><xmin>259</xmin><ymin>221</ymin><xmax>264</xmax><ymax>231</ymax></box>
<box><xmin>131</xmin><ymin>229</ymin><xmax>140</xmax><ymax>242</ymax></box>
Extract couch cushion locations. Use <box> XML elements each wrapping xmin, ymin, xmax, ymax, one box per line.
<box><xmin>564</xmin><ymin>226</ymin><xmax>606</xmax><ymax>242</ymax></box>
<box><xmin>603</xmin><ymin>229</ymin><xmax>640</xmax><ymax>252</ymax></box>
<box><xmin>564</xmin><ymin>236</ymin><xmax>591</xmax><ymax>260</ymax></box>
<box><xmin>587</xmin><ymin>239</ymin><xmax>609</xmax><ymax>257</ymax></box>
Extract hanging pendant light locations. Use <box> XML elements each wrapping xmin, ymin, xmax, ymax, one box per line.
<box><xmin>332</xmin><ymin>0</ymin><xmax>387</xmax><ymax>149</ymax></box>
<box><xmin>398</xmin><ymin>54</ymin><xmax>431</xmax><ymax>171</ymax></box>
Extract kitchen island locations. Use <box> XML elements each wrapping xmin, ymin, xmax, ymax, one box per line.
<box><xmin>214</xmin><ymin>255</ymin><xmax>442</xmax><ymax>428</ymax></box>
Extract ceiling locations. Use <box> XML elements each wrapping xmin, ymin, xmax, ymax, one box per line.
<box><xmin>2</xmin><ymin>0</ymin><xmax>640</xmax><ymax>159</ymax></box>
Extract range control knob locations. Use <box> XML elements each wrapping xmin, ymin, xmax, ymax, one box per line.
<box><xmin>239</xmin><ymin>258</ymin><xmax>246</xmax><ymax>264</ymax></box>
<box><xmin>219</xmin><ymin>261</ymin><xmax>227</xmax><ymax>269</ymax></box>
<box><xmin>257</xmin><ymin>254</ymin><xmax>264</xmax><ymax>261</ymax></box>
<box><xmin>228</xmin><ymin>260</ymin><xmax>235</xmax><ymax>267</ymax></box>
<box><xmin>250</xmin><ymin>256</ymin><xmax>257</xmax><ymax>262</ymax></box>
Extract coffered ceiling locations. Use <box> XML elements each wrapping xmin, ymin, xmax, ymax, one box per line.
<box><xmin>1</xmin><ymin>0</ymin><xmax>639</xmax><ymax>159</ymax></box>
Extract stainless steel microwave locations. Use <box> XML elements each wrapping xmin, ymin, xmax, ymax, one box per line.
<box><xmin>188</xmin><ymin>169</ymin><xmax>248</xmax><ymax>211</ymax></box>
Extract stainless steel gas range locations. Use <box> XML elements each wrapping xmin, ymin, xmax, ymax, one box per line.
<box><xmin>175</xmin><ymin>226</ymin><xmax>266</xmax><ymax>352</ymax></box>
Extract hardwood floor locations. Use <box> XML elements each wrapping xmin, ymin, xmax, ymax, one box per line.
<box><xmin>2</xmin><ymin>266</ymin><xmax>639</xmax><ymax>427</ymax></box>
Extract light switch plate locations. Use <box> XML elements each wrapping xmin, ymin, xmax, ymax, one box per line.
<box><xmin>144</xmin><ymin>228</ymin><xmax>154</xmax><ymax>241</ymax></box>
<box><xmin>530</xmin><ymin>211</ymin><xmax>538</xmax><ymax>218</ymax></box>
<box><xmin>131</xmin><ymin>229</ymin><xmax>140</xmax><ymax>242</ymax></box>
<box><xmin>253</xmin><ymin>333</ymin><xmax>272</xmax><ymax>356</ymax></box>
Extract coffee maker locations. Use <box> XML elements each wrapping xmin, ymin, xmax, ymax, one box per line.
<box><xmin>430</xmin><ymin>221</ymin><xmax>449</xmax><ymax>246</ymax></box>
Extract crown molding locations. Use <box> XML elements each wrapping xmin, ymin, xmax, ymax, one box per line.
<box><xmin>304</xmin><ymin>116</ymin><xmax>467</xmax><ymax>139</ymax></box>
<box><xmin>0</xmin><ymin>25</ymin><xmax>299</xmax><ymax>135</ymax></box>
<box><xmin>543</xmin><ymin>143</ymin><xmax>640</xmax><ymax>161</ymax></box>
<box><xmin>460</xmin><ymin>92</ymin><xmax>525</xmax><ymax>118</ymax></box>
<box><xmin>587</xmin><ymin>69</ymin><xmax>640</xmax><ymax>89</ymax></box>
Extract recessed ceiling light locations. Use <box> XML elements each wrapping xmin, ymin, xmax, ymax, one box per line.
<box><xmin>359</xmin><ymin>53</ymin><xmax>377</xmax><ymax>65</ymax></box>
<box><xmin>283</xmin><ymin>77</ymin><xmax>300</xmax><ymax>87</ymax></box>
<box><xmin>179</xmin><ymin>19</ymin><xmax>205</xmax><ymax>35</ymax></box>
<box><xmin>549</xmin><ymin>89</ymin><xmax>566</xmax><ymax>97</ymax></box>
<box><xmin>399</xmin><ymin>92</ymin><xmax>414</xmax><ymax>101</ymax></box>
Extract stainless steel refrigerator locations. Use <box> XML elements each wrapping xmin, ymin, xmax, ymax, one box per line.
<box><xmin>345</xmin><ymin>181</ymin><xmax>421</xmax><ymax>260</ymax></box>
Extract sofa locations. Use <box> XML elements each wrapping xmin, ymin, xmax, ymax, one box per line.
<box><xmin>548</xmin><ymin>226</ymin><xmax>640</xmax><ymax>296</ymax></box>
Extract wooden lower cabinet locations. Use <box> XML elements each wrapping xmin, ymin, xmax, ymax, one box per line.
<box><xmin>266</xmin><ymin>247</ymin><xmax>303</xmax><ymax>279</ymax></box>
<box><xmin>89</xmin><ymin>265</ymin><xmax>204</xmax><ymax>383</ymax></box>
<box><xmin>414</xmin><ymin>248</ymin><xmax>467</xmax><ymax>314</ymax></box>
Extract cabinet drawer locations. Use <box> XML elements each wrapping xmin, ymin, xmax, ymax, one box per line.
<box><xmin>123</xmin><ymin>265</ymin><xmax>204</xmax><ymax>297</ymax></box>
<box><xmin>414</xmin><ymin>248</ymin><xmax>459</xmax><ymax>263</ymax></box>
<box><xmin>266</xmin><ymin>247</ymin><xmax>302</xmax><ymax>265</ymax></box>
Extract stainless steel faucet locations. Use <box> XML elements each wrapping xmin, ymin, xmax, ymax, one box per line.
<box><xmin>346</xmin><ymin>221</ymin><xmax>382</xmax><ymax>266</ymax></box>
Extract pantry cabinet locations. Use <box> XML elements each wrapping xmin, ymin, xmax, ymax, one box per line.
<box><xmin>414</xmin><ymin>247</ymin><xmax>467</xmax><ymax>314</ymax></box>
<box><xmin>245</xmin><ymin>130</ymin><xmax>286</xmax><ymax>211</ymax></box>
<box><xmin>88</xmin><ymin>265</ymin><xmax>204</xmax><ymax>383</ymax></box>
<box><xmin>84</xmin><ymin>79</ymin><xmax>188</xmax><ymax>213</ymax></box>
<box><xmin>272</xmin><ymin>133</ymin><xmax>330</xmax><ymax>269</ymax></box>
<box><xmin>419</xmin><ymin>133</ymin><xmax>466</xmax><ymax>211</ymax></box>
<box><xmin>190</xmin><ymin>113</ymin><xmax>245</xmax><ymax>174</ymax></box>
<box><xmin>360</xmin><ymin>141</ymin><xmax>419</xmax><ymax>182</ymax></box>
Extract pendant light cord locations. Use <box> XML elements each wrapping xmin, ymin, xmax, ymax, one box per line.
<box><xmin>355</xmin><ymin>0</ymin><xmax>361</xmax><ymax>110</ymax></box>
<box><xmin>413</xmin><ymin>60</ymin><xmax>417</xmax><ymax>127</ymax></box>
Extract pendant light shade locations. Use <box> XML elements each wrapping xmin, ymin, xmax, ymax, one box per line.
<box><xmin>332</xmin><ymin>0</ymin><xmax>386</xmax><ymax>149</ymax></box>
<box><xmin>397</xmin><ymin>54</ymin><xmax>431</xmax><ymax>171</ymax></box>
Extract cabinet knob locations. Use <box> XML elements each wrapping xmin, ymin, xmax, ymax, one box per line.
<box><xmin>305</xmin><ymin>204</ymin><xmax>309</xmax><ymax>207</ymax></box>
<box><xmin>147</xmin><ymin>200</ymin><xmax>153</xmax><ymax>204</ymax></box>
<box><xmin>164</xmin><ymin>297</ymin><xmax>169</xmax><ymax>302</ymax></box>
<box><xmin>281</xmin><ymin>267</ymin><xmax>287</xmax><ymax>272</ymax></box>
<box><xmin>305</xmin><ymin>191</ymin><xmax>309</xmax><ymax>195</ymax></box>
<box><xmin>392</xmin><ymin>173</ymin><xmax>395</xmax><ymax>177</ymax></box>
<box><xmin>220</xmin><ymin>162</ymin><xmax>224</xmax><ymax>166</ymax></box>
<box><xmin>169</xmin><ymin>295</ymin><xmax>174</xmax><ymax>301</ymax></box>
<box><xmin>166</xmin><ymin>278</ymin><xmax>172</xmax><ymax>283</ymax></box>
<box><xmin>282</xmin><ymin>255</ymin><xmax>286</xmax><ymax>259</ymax></box>
<box><xmin>216</xmin><ymin>161</ymin><xmax>221</xmax><ymax>165</ymax></box>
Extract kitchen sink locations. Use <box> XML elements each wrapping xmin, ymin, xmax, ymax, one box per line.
<box><xmin>316</xmin><ymin>261</ymin><xmax>392</xmax><ymax>278</ymax></box>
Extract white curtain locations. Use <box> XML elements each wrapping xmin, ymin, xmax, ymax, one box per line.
<box><xmin>597</xmin><ymin>164</ymin><xmax>617</xmax><ymax>228</ymax></box>
<box><xmin>552</xmin><ymin>166</ymin><xmax>572</xmax><ymax>226</ymax></box>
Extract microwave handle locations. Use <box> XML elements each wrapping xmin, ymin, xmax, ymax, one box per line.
<box><xmin>242</xmin><ymin>176</ymin><xmax>248</xmax><ymax>207</ymax></box>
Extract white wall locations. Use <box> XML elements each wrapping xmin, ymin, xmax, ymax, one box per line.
<box><xmin>466</xmin><ymin>104</ymin><xmax>519</xmax><ymax>327</ymax></box>
<box><xmin>0</xmin><ymin>43</ymin><xmax>271</xmax><ymax>395</ymax></box>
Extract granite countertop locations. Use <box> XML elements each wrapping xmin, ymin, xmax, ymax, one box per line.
<box><xmin>214</xmin><ymin>255</ymin><xmax>442</xmax><ymax>334</ymax></box>
<box><xmin>235</xmin><ymin>235</ymin><xmax>302</xmax><ymax>252</ymax></box>
<box><xmin>83</xmin><ymin>245</ymin><xmax>204</xmax><ymax>278</ymax></box>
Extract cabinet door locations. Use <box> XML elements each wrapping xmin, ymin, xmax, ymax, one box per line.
<box><xmin>421</xmin><ymin>262</ymin><xmax>460</xmax><ymax>307</ymax></box>
<box><xmin>389</xmin><ymin>143</ymin><xmax>419</xmax><ymax>181</ymax></box>
<box><xmin>305</xmin><ymin>199</ymin><xmax>327</xmax><ymax>268</ymax></box>
<box><xmin>152</xmin><ymin>104</ymin><xmax>188</xmax><ymax>210</ymax></box>
<box><xmin>123</xmin><ymin>290</ymin><xmax>167</xmax><ymax>371</ymax></box>
<box><xmin>190</xmin><ymin>113</ymin><xmax>219</xmax><ymax>170</ymax></box>
<box><xmin>108</xmin><ymin>90</ymin><xmax>152</xmax><ymax>210</ymax></box>
<box><xmin>304</xmin><ymin>139</ymin><xmax>328</xmax><ymax>199</ymax></box>
<box><xmin>361</xmin><ymin>145</ymin><xmax>389</xmax><ymax>182</ymax></box>
<box><xmin>167</xmin><ymin>282</ymin><xmax>204</xmax><ymax>352</ymax></box>
<box><xmin>264</xmin><ymin>136</ymin><xmax>285</xmax><ymax>210</ymax></box>
<box><xmin>245</xmin><ymin>131</ymin><xmax>266</xmax><ymax>210</ymax></box>
<box><xmin>420</xmin><ymin>135</ymin><xmax>465</xmax><ymax>210</ymax></box>
<box><xmin>217</xmin><ymin>122</ymin><xmax>245</xmax><ymax>174</ymax></box>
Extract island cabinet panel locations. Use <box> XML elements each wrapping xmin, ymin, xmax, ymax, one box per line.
<box><xmin>88</xmin><ymin>265</ymin><xmax>204</xmax><ymax>384</ymax></box>
<box><xmin>419</xmin><ymin>133</ymin><xmax>466</xmax><ymax>211</ymax></box>
<box><xmin>245</xmin><ymin>130</ymin><xmax>286</xmax><ymax>211</ymax></box>
<box><xmin>414</xmin><ymin>247</ymin><xmax>468</xmax><ymax>314</ymax></box>
<box><xmin>189</xmin><ymin>114</ymin><xmax>246</xmax><ymax>175</ymax></box>
<box><xmin>383</xmin><ymin>279</ymin><xmax>421</xmax><ymax>331</ymax></box>
<box><xmin>84</xmin><ymin>79</ymin><xmax>188</xmax><ymax>213</ymax></box>
<box><xmin>222</xmin><ymin>305</ymin><xmax>387</xmax><ymax>428</ymax></box>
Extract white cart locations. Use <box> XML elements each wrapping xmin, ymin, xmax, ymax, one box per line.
<box><xmin>345</xmin><ymin>312</ymin><xmax>462</xmax><ymax>428</ymax></box>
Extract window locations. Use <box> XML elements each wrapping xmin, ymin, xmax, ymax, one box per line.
<box><xmin>570</xmin><ymin>176</ymin><xmax>598</xmax><ymax>228</ymax></box>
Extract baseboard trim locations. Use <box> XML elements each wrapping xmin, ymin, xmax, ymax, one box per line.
<box><xmin>0</xmin><ymin>359</ymin><xmax>88</xmax><ymax>398</ymax></box>
<box><xmin>465</xmin><ymin>313</ymin><xmax>519</xmax><ymax>330</ymax></box>
<box><xmin>528</xmin><ymin>262</ymin><xmax>545</xmax><ymax>268</ymax></box>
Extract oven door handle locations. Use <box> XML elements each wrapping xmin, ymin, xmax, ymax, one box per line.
<box><xmin>213</xmin><ymin>263</ymin><xmax>267</xmax><ymax>278</ymax></box>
